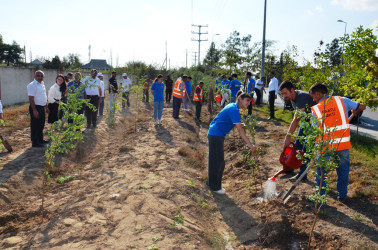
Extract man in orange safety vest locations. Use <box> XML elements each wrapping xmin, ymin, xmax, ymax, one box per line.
<box><xmin>172</xmin><ymin>75</ymin><xmax>188</xmax><ymax>119</ymax></box>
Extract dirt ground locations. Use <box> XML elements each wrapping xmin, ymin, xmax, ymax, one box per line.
<box><xmin>0</xmin><ymin>96</ymin><xmax>377</xmax><ymax>249</ymax></box>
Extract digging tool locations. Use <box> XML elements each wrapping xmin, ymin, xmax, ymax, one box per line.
<box><xmin>276</xmin><ymin>113</ymin><xmax>357</xmax><ymax>203</ymax></box>
<box><xmin>0</xmin><ymin>135</ymin><xmax>12</xmax><ymax>152</ymax></box>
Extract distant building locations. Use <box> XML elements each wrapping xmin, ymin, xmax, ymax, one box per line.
<box><xmin>29</xmin><ymin>59</ymin><xmax>44</xmax><ymax>68</ymax></box>
<box><xmin>81</xmin><ymin>59</ymin><xmax>111</xmax><ymax>70</ymax></box>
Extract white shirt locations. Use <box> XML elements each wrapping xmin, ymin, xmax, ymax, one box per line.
<box><xmin>0</xmin><ymin>100</ymin><xmax>2</xmax><ymax>114</ymax></box>
<box><xmin>121</xmin><ymin>78</ymin><xmax>132</xmax><ymax>92</ymax></box>
<box><xmin>99</xmin><ymin>81</ymin><xmax>105</xmax><ymax>97</ymax></box>
<box><xmin>256</xmin><ymin>79</ymin><xmax>264</xmax><ymax>90</ymax></box>
<box><xmin>47</xmin><ymin>83</ymin><xmax>62</xmax><ymax>104</ymax></box>
<box><xmin>268</xmin><ymin>77</ymin><xmax>279</xmax><ymax>95</ymax></box>
<box><xmin>27</xmin><ymin>79</ymin><xmax>47</xmax><ymax>106</ymax></box>
<box><xmin>84</xmin><ymin>76</ymin><xmax>101</xmax><ymax>96</ymax></box>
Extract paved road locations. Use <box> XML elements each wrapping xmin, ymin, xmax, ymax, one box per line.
<box><xmin>261</xmin><ymin>92</ymin><xmax>378</xmax><ymax>141</ymax></box>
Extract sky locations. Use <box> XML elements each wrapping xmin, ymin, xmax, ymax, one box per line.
<box><xmin>0</xmin><ymin>0</ymin><xmax>377</xmax><ymax>69</ymax></box>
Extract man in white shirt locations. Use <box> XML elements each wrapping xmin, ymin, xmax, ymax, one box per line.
<box><xmin>27</xmin><ymin>70</ymin><xmax>48</xmax><ymax>147</ymax></box>
<box><xmin>255</xmin><ymin>76</ymin><xmax>265</xmax><ymax>106</ymax></box>
<box><xmin>268</xmin><ymin>72</ymin><xmax>279</xmax><ymax>119</ymax></box>
<box><xmin>84</xmin><ymin>69</ymin><xmax>102</xmax><ymax>128</ymax></box>
<box><xmin>120</xmin><ymin>73</ymin><xmax>131</xmax><ymax>108</ymax></box>
<box><xmin>97</xmin><ymin>72</ymin><xmax>105</xmax><ymax>116</ymax></box>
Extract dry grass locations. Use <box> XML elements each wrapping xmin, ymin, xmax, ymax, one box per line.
<box><xmin>2</xmin><ymin>103</ymin><xmax>30</xmax><ymax>134</ymax></box>
<box><xmin>178</xmin><ymin>147</ymin><xmax>205</xmax><ymax>169</ymax></box>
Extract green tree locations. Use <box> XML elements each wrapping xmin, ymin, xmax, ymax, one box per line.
<box><xmin>0</xmin><ymin>40</ymin><xmax>24</xmax><ymax>66</ymax></box>
<box><xmin>325</xmin><ymin>38</ymin><xmax>342</xmax><ymax>67</ymax></box>
<box><xmin>203</xmin><ymin>42</ymin><xmax>222</xmax><ymax>69</ymax></box>
<box><xmin>63</xmin><ymin>53</ymin><xmax>82</xmax><ymax>69</ymax></box>
<box><xmin>340</xmin><ymin>25</ymin><xmax>378</xmax><ymax>108</ymax></box>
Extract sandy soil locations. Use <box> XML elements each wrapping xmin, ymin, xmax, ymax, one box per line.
<box><xmin>0</xmin><ymin>96</ymin><xmax>377</xmax><ymax>249</ymax></box>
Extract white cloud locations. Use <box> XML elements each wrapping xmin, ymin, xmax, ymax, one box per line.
<box><xmin>307</xmin><ymin>10</ymin><xmax>314</xmax><ymax>15</ymax></box>
<box><xmin>315</xmin><ymin>5</ymin><xmax>324</xmax><ymax>12</ymax></box>
<box><xmin>331</xmin><ymin>0</ymin><xmax>378</xmax><ymax>11</ymax></box>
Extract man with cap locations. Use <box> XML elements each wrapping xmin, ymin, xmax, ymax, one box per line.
<box><xmin>97</xmin><ymin>73</ymin><xmax>105</xmax><ymax>116</ymax></box>
<box><xmin>120</xmin><ymin>73</ymin><xmax>132</xmax><ymax>108</ymax></box>
<box><xmin>84</xmin><ymin>69</ymin><xmax>102</xmax><ymax>128</ymax></box>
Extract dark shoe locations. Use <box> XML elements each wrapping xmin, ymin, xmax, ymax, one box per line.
<box><xmin>337</xmin><ymin>196</ymin><xmax>347</xmax><ymax>203</ymax></box>
<box><xmin>268</xmin><ymin>117</ymin><xmax>275</xmax><ymax>120</ymax></box>
<box><xmin>87</xmin><ymin>125</ymin><xmax>91</xmax><ymax>129</ymax></box>
<box><xmin>32</xmin><ymin>143</ymin><xmax>44</xmax><ymax>148</ymax></box>
<box><xmin>93</xmin><ymin>124</ymin><xmax>97</xmax><ymax>128</ymax></box>
<box><xmin>173</xmin><ymin>117</ymin><xmax>180</xmax><ymax>119</ymax></box>
<box><xmin>289</xmin><ymin>174</ymin><xmax>308</xmax><ymax>182</ymax></box>
<box><xmin>41</xmin><ymin>140</ymin><xmax>50</xmax><ymax>144</ymax></box>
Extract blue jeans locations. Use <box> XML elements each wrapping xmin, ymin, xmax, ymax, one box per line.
<box><xmin>316</xmin><ymin>149</ymin><xmax>350</xmax><ymax>198</ymax></box>
<box><xmin>153</xmin><ymin>101</ymin><xmax>164</xmax><ymax>119</ymax></box>
<box><xmin>109</xmin><ymin>93</ymin><xmax>116</xmax><ymax>113</ymax></box>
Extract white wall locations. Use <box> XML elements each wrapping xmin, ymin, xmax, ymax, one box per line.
<box><xmin>0</xmin><ymin>67</ymin><xmax>128</xmax><ymax>106</ymax></box>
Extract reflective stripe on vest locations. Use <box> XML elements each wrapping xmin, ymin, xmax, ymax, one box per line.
<box><xmin>193</xmin><ymin>85</ymin><xmax>203</xmax><ymax>102</ymax></box>
<box><xmin>172</xmin><ymin>79</ymin><xmax>185</xmax><ymax>98</ymax></box>
<box><xmin>311</xmin><ymin>96</ymin><xmax>351</xmax><ymax>151</ymax></box>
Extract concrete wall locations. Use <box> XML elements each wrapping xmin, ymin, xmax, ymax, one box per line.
<box><xmin>0</xmin><ymin>67</ymin><xmax>129</xmax><ymax>106</ymax></box>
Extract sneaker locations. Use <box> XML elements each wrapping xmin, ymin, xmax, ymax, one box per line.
<box><xmin>154</xmin><ymin>120</ymin><xmax>158</xmax><ymax>125</ymax></box>
<box><xmin>289</xmin><ymin>174</ymin><xmax>308</xmax><ymax>182</ymax></box>
<box><xmin>158</xmin><ymin>120</ymin><xmax>162</xmax><ymax>125</ymax></box>
<box><xmin>212</xmin><ymin>188</ymin><xmax>226</xmax><ymax>195</ymax></box>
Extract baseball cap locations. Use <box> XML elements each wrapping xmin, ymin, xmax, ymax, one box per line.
<box><xmin>122</xmin><ymin>73</ymin><xmax>127</xmax><ymax>77</ymax></box>
<box><xmin>97</xmin><ymin>73</ymin><xmax>103</xmax><ymax>77</ymax></box>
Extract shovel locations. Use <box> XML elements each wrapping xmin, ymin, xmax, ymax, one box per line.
<box><xmin>278</xmin><ymin>113</ymin><xmax>357</xmax><ymax>203</ymax></box>
<box><xmin>0</xmin><ymin>135</ymin><xmax>13</xmax><ymax>152</ymax></box>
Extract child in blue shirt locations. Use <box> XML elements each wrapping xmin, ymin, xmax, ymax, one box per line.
<box><xmin>229</xmin><ymin>73</ymin><xmax>241</xmax><ymax>102</ymax></box>
<box><xmin>151</xmin><ymin>74</ymin><xmax>165</xmax><ymax>125</ymax></box>
<box><xmin>208</xmin><ymin>90</ymin><xmax>257</xmax><ymax>194</ymax></box>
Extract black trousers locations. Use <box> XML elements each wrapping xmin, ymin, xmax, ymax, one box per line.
<box><xmin>194</xmin><ymin>101</ymin><xmax>202</xmax><ymax>120</ymax></box>
<box><xmin>143</xmin><ymin>89</ymin><xmax>149</xmax><ymax>102</ymax></box>
<box><xmin>47</xmin><ymin>103</ymin><xmax>59</xmax><ymax>124</ymax></box>
<box><xmin>172</xmin><ymin>96</ymin><xmax>182</xmax><ymax>118</ymax></box>
<box><xmin>208</xmin><ymin>135</ymin><xmax>225</xmax><ymax>191</ymax></box>
<box><xmin>269</xmin><ymin>91</ymin><xmax>276</xmax><ymax>118</ymax></box>
<box><xmin>29</xmin><ymin>105</ymin><xmax>45</xmax><ymax>145</ymax></box>
<box><xmin>166</xmin><ymin>89</ymin><xmax>172</xmax><ymax>103</ymax></box>
<box><xmin>255</xmin><ymin>88</ymin><xmax>262</xmax><ymax>105</ymax></box>
<box><xmin>86</xmin><ymin>95</ymin><xmax>99</xmax><ymax>127</ymax></box>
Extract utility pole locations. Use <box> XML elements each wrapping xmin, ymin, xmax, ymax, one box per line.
<box><xmin>192</xmin><ymin>52</ymin><xmax>197</xmax><ymax>66</ymax></box>
<box><xmin>261</xmin><ymin>0</ymin><xmax>267</xmax><ymax>78</ymax></box>
<box><xmin>185</xmin><ymin>49</ymin><xmax>188</xmax><ymax>68</ymax></box>
<box><xmin>165</xmin><ymin>41</ymin><xmax>168</xmax><ymax>71</ymax></box>
<box><xmin>191</xmin><ymin>24</ymin><xmax>208</xmax><ymax>65</ymax></box>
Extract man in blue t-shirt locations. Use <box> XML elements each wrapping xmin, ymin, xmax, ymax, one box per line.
<box><xmin>183</xmin><ymin>76</ymin><xmax>192</xmax><ymax>112</ymax></box>
<box><xmin>246</xmin><ymin>72</ymin><xmax>255</xmax><ymax>115</ymax></box>
<box><xmin>229</xmin><ymin>74</ymin><xmax>241</xmax><ymax>102</ymax></box>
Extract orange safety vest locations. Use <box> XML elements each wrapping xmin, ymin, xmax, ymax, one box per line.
<box><xmin>172</xmin><ymin>79</ymin><xmax>185</xmax><ymax>98</ymax></box>
<box><xmin>193</xmin><ymin>85</ymin><xmax>203</xmax><ymax>102</ymax></box>
<box><xmin>311</xmin><ymin>96</ymin><xmax>351</xmax><ymax>151</ymax></box>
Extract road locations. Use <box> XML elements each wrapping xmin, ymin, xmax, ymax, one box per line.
<box><xmin>261</xmin><ymin>92</ymin><xmax>378</xmax><ymax>141</ymax></box>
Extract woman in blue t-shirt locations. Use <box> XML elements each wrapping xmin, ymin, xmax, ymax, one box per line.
<box><xmin>208</xmin><ymin>90</ymin><xmax>257</xmax><ymax>194</ymax></box>
<box><xmin>150</xmin><ymin>74</ymin><xmax>165</xmax><ymax>125</ymax></box>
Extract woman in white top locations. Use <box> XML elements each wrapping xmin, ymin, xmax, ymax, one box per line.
<box><xmin>47</xmin><ymin>74</ymin><xmax>64</xmax><ymax>123</ymax></box>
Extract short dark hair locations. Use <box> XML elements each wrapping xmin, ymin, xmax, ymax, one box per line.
<box><xmin>246</xmin><ymin>72</ymin><xmax>252</xmax><ymax>77</ymax></box>
<box><xmin>182</xmin><ymin>75</ymin><xmax>188</xmax><ymax>80</ymax></box>
<box><xmin>112</xmin><ymin>71</ymin><xmax>116</xmax><ymax>74</ymax></box>
<box><xmin>269</xmin><ymin>71</ymin><xmax>275</xmax><ymax>75</ymax></box>
<box><xmin>67</xmin><ymin>72</ymin><xmax>73</xmax><ymax>76</ymax></box>
<box><xmin>279</xmin><ymin>81</ymin><xmax>295</xmax><ymax>91</ymax></box>
<box><xmin>188</xmin><ymin>76</ymin><xmax>192</xmax><ymax>80</ymax></box>
<box><xmin>232</xmin><ymin>73</ymin><xmax>237</xmax><ymax>78</ymax></box>
<box><xmin>199</xmin><ymin>81</ymin><xmax>204</xmax><ymax>85</ymax></box>
<box><xmin>309</xmin><ymin>83</ymin><xmax>328</xmax><ymax>95</ymax></box>
<box><xmin>221</xmin><ymin>75</ymin><xmax>226</xmax><ymax>79</ymax></box>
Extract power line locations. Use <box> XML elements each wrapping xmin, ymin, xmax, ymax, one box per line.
<box><xmin>191</xmin><ymin>24</ymin><xmax>208</xmax><ymax>65</ymax></box>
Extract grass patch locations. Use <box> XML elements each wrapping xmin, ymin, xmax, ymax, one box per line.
<box><xmin>2</xmin><ymin>103</ymin><xmax>30</xmax><ymax>134</ymax></box>
<box><xmin>254</xmin><ymin>104</ymin><xmax>294</xmax><ymax>124</ymax></box>
<box><xmin>178</xmin><ymin>147</ymin><xmax>205</xmax><ymax>168</ymax></box>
